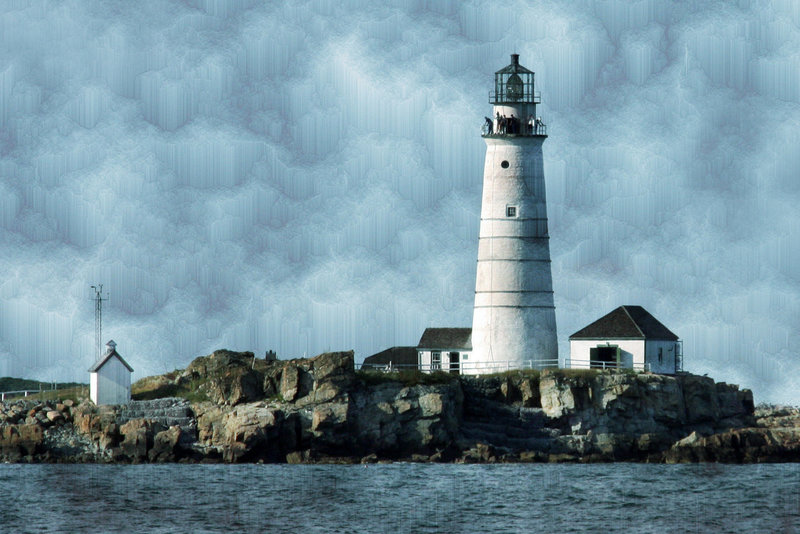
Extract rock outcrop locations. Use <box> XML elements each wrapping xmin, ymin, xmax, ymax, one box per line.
<box><xmin>457</xmin><ymin>369</ymin><xmax>757</xmax><ymax>463</ymax></box>
<box><xmin>1</xmin><ymin>349</ymin><xmax>797</xmax><ymax>464</ymax></box>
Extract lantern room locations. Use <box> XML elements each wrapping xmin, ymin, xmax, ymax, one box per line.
<box><xmin>490</xmin><ymin>54</ymin><xmax>540</xmax><ymax>105</ymax></box>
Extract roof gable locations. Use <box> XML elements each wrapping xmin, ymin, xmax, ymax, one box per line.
<box><xmin>362</xmin><ymin>346</ymin><xmax>418</xmax><ymax>367</ymax></box>
<box><xmin>570</xmin><ymin>306</ymin><xmax>678</xmax><ymax>341</ymax></box>
<box><xmin>88</xmin><ymin>349</ymin><xmax>134</xmax><ymax>373</ymax></box>
<box><xmin>417</xmin><ymin>328</ymin><xmax>472</xmax><ymax>350</ymax></box>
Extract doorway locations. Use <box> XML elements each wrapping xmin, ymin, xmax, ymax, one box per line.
<box><xmin>590</xmin><ymin>346</ymin><xmax>619</xmax><ymax>367</ymax></box>
<box><xmin>449</xmin><ymin>352</ymin><xmax>460</xmax><ymax>374</ymax></box>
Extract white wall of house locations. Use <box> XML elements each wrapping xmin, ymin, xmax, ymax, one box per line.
<box><xmin>645</xmin><ymin>340</ymin><xmax>678</xmax><ymax>375</ymax></box>
<box><xmin>90</xmin><ymin>356</ymin><xmax>131</xmax><ymax>405</ymax></box>
<box><xmin>568</xmin><ymin>339</ymin><xmax>645</xmax><ymax>370</ymax></box>
<box><xmin>418</xmin><ymin>350</ymin><xmax>471</xmax><ymax>373</ymax></box>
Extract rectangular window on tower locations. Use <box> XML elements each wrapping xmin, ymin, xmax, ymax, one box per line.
<box><xmin>506</xmin><ymin>206</ymin><xmax>517</xmax><ymax>218</ymax></box>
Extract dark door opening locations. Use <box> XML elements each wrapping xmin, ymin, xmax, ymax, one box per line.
<box><xmin>449</xmin><ymin>352</ymin><xmax>460</xmax><ymax>374</ymax></box>
<box><xmin>590</xmin><ymin>346</ymin><xmax>618</xmax><ymax>365</ymax></box>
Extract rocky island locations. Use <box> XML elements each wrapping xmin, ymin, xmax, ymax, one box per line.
<box><xmin>1</xmin><ymin>350</ymin><xmax>798</xmax><ymax>463</ymax></box>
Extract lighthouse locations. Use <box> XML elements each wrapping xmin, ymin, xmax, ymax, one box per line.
<box><xmin>468</xmin><ymin>54</ymin><xmax>558</xmax><ymax>374</ymax></box>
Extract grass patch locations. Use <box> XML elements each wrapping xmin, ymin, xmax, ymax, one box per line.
<box><xmin>546</xmin><ymin>368</ymin><xmax>601</xmax><ymax>378</ymax></box>
<box><xmin>356</xmin><ymin>369</ymin><xmax>458</xmax><ymax>387</ymax></box>
<box><xmin>475</xmin><ymin>369</ymin><xmax>543</xmax><ymax>380</ymax></box>
<box><xmin>542</xmin><ymin>368</ymin><xmax>639</xmax><ymax>379</ymax></box>
<box><xmin>131</xmin><ymin>375</ymin><xmax>209</xmax><ymax>403</ymax></box>
<box><xmin>8</xmin><ymin>386</ymin><xmax>88</xmax><ymax>403</ymax></box>
<box><xmin>0</xmin><ymin>377</ymin><xmax>85</xmax><ymax>394</ymax></box>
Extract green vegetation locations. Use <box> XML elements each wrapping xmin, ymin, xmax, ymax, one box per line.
<box><xmin>131</xmin><ymin>374</ymin><xmax>209</xmax><ymax>403</ymax></box>
<box><xmin>0</xmin><ymin>377</ymin><xmax>84</xmax><ymax>392</ymax></box>
<box><xmin>541</xmin><ymin>368</ymin><xmax>639</xmax><ymax>379</ymax></box>
<box><xmin>21</xmin><ymin>386</ymin><xmax>88</xmax><ymax>403</ymax></box>
<box><xmin>356</xmin><ymin>369</ymin><xmax>458</xmax><ymax>387</ymax></box>
<box><xmin>477</xmin><ymin>369</ymin><xmax>543</xmax><ymax>380</ymax></box>
<box><xmin>0</xmin><ymin>377</ymin><xmax>88</xmax><ymax>403</ymax></box>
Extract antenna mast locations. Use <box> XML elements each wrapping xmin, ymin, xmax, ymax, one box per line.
<box><xmin>90</xmin><ymin>285</ymin><xmax>109</xmax><ymax>359</ymax></box>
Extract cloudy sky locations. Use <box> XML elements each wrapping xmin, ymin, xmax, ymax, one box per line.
<box><xmin>1</xmin><ymin>0</ymin><xmax>799</xmax><ymax>403</ymax></box>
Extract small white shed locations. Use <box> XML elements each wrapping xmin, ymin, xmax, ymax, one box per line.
<box><xmin>568</xmin><ymin>306</ymin><xmax>682</xmax><ymax>374</ymax></box>
<box><xmin>89</xmin><ymin>340</ymin><xmax>134</xmax><ymax>405</ymax></box>
<box><xmin>417</xmin><ymin>328</ymin><xmax>472</xmax><ymax>374</ymax></box>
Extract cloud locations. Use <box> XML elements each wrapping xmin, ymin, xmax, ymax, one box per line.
<box><xmin>0</xmin><ymin>0</ymin><xmax>798</xmax><ymax>403</ymax></box>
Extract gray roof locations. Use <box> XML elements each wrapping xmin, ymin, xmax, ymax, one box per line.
<box><xmin>496</xmin><ymin>54</ymin><xmax>534</xmax><ymax>75</ymax></box>
<box><xmin>88</xmin><ymin>349</ymin><xmax>134</xmax><ymax>373</ymax></box>
<box><xmin>417</xmin><ymin>328</ymin><xmax>472</xmax><ymax>350</ymax></box>
<box><xmin>362</xmin><ymin>346</ymin><xmax>418</xmax><ymax>368</ymax></box>
<box><xmin>570</xmin><ymin>306</ymin><xmax>679</xmax><ymax>341</ymax></box>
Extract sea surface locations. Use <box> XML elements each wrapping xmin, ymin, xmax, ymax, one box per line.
<box><xmin>0</xmin><ymin>463</ymin><xmax>798</xmax><ymax>533</ymax></box>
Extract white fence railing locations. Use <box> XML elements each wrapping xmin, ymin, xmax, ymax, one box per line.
<box><xmin>357</xmin><ymin>359</ymin><xmax>560</xmax><ymax>374</ymax></box>
<box><xmin>358</xmin><ymin>358</ymin><xmax>656</xmax><ymax>374</ymax></box>
<box><xmin>0</xmin><ymin>383</ymin><xmax>64</xmax><ymax>402</ymax></box>
<box><xmin>563</xmin><ymin>359</ymin><xmax>650</xmax><ymax>372</ymax></box>
<box><xmin>0</xmin><ymin>390</ymin><xmax>36</xmax><ymax>401</ymax></box>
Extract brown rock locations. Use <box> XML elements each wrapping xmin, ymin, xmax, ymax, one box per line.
<box><xmin>46</xmin><ymin>410</ymin><xmax>63</xmax><ymax>423</ymax></box>
<box><xmin>310</xmin><ymin>351</ymin><xmax>354</xmax><ymax>381</ymax></box>
<box><xmin>312</xmin><ymin>402</ymin><xmax>349</xmax><ymax>432</ymax></box>
<box><xmin>280</xmin><ymin>365</ymin><xmax>300</xmax><ymax>402</ymax></box>
<box><xmin>149</xmin><ymin>426</ymin><xmax>182</xmax><ymax>462</ymax></box>
<box><xmin>286</xmin><ymin>450</ymin><xmax>312</xmax><ymax>464</ymax></box>
<box><xmin>519</xmin><ymin>378</ymin><xmax>539</xmax><ymax>408</ymax></box>
<box><xmin>0</xmin><ymin>424</ymin><xmax>44</xmax><ymax>459</ymax></box>
<box><xmin>120</xmin><ymin>419</ymin><xmax>165</xmax><ymax>461</ymax></box>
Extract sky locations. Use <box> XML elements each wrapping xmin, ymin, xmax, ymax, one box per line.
<box><xmin>1</xmin><ymin>0</ymin><xmax>799</xmax><ymax>403</ymax></box>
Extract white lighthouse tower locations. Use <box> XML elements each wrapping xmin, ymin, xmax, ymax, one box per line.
<box><xmin>469</xmin><ymin>54</ymin><xmax>558</xmax><ymax>374</ymax></box>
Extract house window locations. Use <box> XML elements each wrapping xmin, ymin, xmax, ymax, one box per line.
<box><xmin>431</xmin><ymin>351</ymin><xmax>441</xmax><ymax>371</ymax></box>
<box><xmin>506</xmin><ymin>206</ymin><xmax>517</xmax><ymax>218</ymax></box>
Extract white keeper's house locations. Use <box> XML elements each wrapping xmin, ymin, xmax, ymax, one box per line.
<box><xmin>89</xmin><ymin>340</ymin><xmax>134</xmax><ymax>405</ymax></box>
<box><xmin>568</xmin><ymin>306</ymin><xmax>683</xmax><ymax>374</ymax></box>
<box><xmin>417</xmin><ymin>328</ymin><xmax>472</xmax><ymax>373</ymax></box>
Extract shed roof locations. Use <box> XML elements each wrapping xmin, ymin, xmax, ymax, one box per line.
<box><xmin>88</xmin><ymin>348</ymin><xmax>134</xmax><ymax>373</ymax></box>
<box><xmin>570</xmin><ymin>306</ymin><xmax>679</xmax><ymax>341</ymax></box>
<box><xmin>417</xmin><ymin>328</ymin><xmax>472</xmax><ymax>350</ymax></box>
<box><xmin>362</xmin><ymin>346</ymin><xmax>418</xmax><ymax>368</ymax></box>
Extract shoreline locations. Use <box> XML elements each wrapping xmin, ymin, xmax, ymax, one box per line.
<box><xmin>1</xmin><ymin>350</ymin><xmax>798</xmax><ymax>465</ymax></box>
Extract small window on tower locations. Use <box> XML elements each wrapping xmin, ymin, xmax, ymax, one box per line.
<box><xmin>506</xmin><ymin>206</ymin><xmax>517</xmax><ymax>218</ymax></box>
<box><xmin>501</xmin><ymin>160</ymin><xmax>510</xmax><ymax>168</ymax></box>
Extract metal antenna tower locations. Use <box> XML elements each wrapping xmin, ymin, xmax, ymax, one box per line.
<box><xmin>90</xmin><ymin>284</ymin><xmax>109</xmax><ymax>359</ymax></box>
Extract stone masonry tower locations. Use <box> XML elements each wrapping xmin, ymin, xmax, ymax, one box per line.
<box><xmin>469</xmin><ymin>54</ymin><xmax>557</xmax><ymax>374</ymax></box>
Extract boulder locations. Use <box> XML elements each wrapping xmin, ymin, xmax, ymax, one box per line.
<box><xmin>180</xmin><ymin>350</ymin><xmax>264</xmax><ymax>405</ymax></box>
<box><xmin>310</xmin><ymin>351</ymin><xmax>354</xmax><ymax>382</ymax></box>
<box><xmin>149</xmin><ymin>426</ymin><xmax>182</xmax><ymax>462</ymax></box>
<box><xmin>120</xmin><ymin>419</ymin><xmax>165</xmax><ymax>461</ymax></box>
<box><xmin>280</xmin><ymin>365</ymin><xmax>301</xmax><ymax>402</ymax></box>
<box><xmin>46</xmin><ymin>410</ymin><xmax>64</xmax><ymax>424</ymax></box>
<box><xmin>519</xmin><ymin>378</ymin><xmax>539</xmax><ymax>407</ymax></box>
<box><xmin>680</xmin><ymin>374</ymin><xmax>720</xmax><ymax>424</ymax></box>
<box><xmin>214</xmin><ymin>404</ymin><xmax>287</xmax><ymax>462</ymax></box>
<box><xmin>0</xmin><ymin>424</ymin><xmax>44</xmax><ymax>459</ymax></box>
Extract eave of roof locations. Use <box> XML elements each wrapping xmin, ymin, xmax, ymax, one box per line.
<box><xmin>569</xmin><ymin>306</ymin><xmax>678</xmax><ymax>341</ymax></box>
<box><xmin>417</xmin><ymin>327</ymin><xmax>472</xmax><ymax>350</ymax></box>
<box><xmin>88</xmin><ymin>350</ymin><xmax>134</xmax><ymax>373</ymax></box>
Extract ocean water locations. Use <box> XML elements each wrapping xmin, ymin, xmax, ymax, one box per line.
<box><xmin>0</xmin><ymin>463</ymin><xmax>798</xmax><ymax>533</ymax></box>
